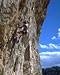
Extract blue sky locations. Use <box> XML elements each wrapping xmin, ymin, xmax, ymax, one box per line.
<box><xmin>38</xmin><ymin>0</ymin><xmax>60</xmax><ymax>68</ymax></box>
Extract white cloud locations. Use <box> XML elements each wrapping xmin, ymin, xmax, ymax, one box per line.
<box><xmin>39</xmin><ymin>43</ymin><xmax>49</xmax><ymax>49</ymax></box>
<box><xmin>51</xmin><ymin>28</ymin><xmax>60</xmax><ymax>40</ymax></box>
<box><xmin>51</xmin><ymin>36</ymin><xmax>57</xmax><ymax>40</ymax></box>
<box><xmin>40</xmin><ymin>51</ymin><xmax>60</xmax><ymax>68</ymax></box>
<box><xmin>49</xmin><ymin>43</ymin><xmax>60</xmax><ymax>49</ymax></box>
<box><xmin>58</xmin><ymin>32</ymin><xmax>60</xmax><ymax>38</ymax></box>
<box><xmin>39</xmin><ymin>43</ymin><xmax>60</xmax><ymax>49</ymax></box>
<box><xmin>58</xmin><ymin>28</ymin><xmax>60</xmax><ymax>32</ymax></box>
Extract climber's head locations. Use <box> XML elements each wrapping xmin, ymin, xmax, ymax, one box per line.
<box><xmin>23</xmin><ymin>21</ymin><xmax>26</xmax><ymax>24</ymax></box>
<box><xmin>23</xmin><ymin>21</ymin><xmax>29</xmax><ymax>26</ymax></box>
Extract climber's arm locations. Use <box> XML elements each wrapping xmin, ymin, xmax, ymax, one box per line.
<box><xmin>18</xmin><ymin>26</ymin><xmax>23</xmax><ymax>28</ymax></box>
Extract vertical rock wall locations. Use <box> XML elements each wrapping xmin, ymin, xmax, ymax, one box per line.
<box><xmin>0</xmin><ymin>0</ymin><xmax>50</xmax><ymax>75</ymax></box>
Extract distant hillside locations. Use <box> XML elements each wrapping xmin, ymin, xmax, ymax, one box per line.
<box><xmin>42</xmin><ymin>66</ymin><xmax>60</xmax><ymax>75</ymax></box>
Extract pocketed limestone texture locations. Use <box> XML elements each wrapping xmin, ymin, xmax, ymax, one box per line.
<box><xmin>0</xmin><ymin>0</ymin><xmax>50</xmax><ymax>75</ymax></box>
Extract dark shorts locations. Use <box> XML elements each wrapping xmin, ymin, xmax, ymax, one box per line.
<box><xmin>22</xmin><ymin>30</ymin><xmax>27</xmax><ymax>34</ymax></box>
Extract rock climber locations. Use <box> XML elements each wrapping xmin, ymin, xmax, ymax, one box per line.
<box><xmin>17</xmin><ymin>21</ymin><xmax>29</xmax><ymax>35</ymax></box>
<box><xmin>11</xmin><ymin>21</ymin><xmax>29</xmax><ymax>49</ymax></box>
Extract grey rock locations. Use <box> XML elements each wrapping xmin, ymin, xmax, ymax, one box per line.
<box><xmin>0</xmin><ymin>0</ymin><xmax>50</xmax><ymax>75</ymax></box>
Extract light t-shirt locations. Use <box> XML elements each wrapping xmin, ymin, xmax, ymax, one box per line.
<box><xmin>25</xmin><ymin>23</ymin><xmax>28</xmax><ymax>27</ymax></box>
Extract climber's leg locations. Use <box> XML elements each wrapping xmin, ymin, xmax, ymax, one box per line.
<box><xmin>17</xmin><ymin>31</ymin><xmax>22</xmax><ymax>34</ymax></box>
<box><xmin>26</xmin><ymin>30</ymin><xmax>29</xmax><ymax>36</ymax></box>
<box><xmin>12</xmin><ymin>36</ymin><xmax>17</xmax><ymax>48</ymax></box>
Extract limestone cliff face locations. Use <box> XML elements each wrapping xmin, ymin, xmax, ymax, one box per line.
<box><xmin>0</xmin><ymin>0</ymin><xmax>50</xmax><ymax>75</ymax></box>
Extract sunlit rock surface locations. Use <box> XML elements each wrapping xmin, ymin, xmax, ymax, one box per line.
<box><xmin>0</xmin><ymin>0</ymin><xmax>50</xmax><ymax>75</ymax></box>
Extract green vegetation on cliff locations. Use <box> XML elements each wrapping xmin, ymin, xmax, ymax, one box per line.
<box><xmin>42</xmin><ymin>66</ymin><xmax>60</xmax><ymax>75</ymax></box>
